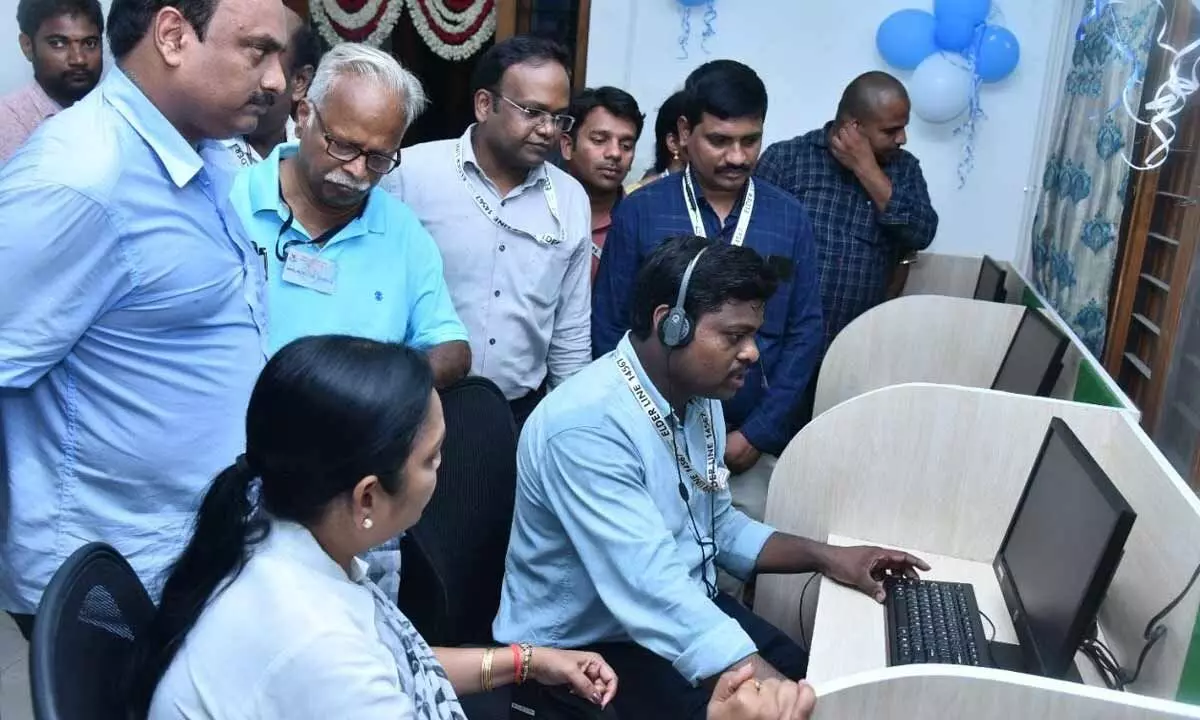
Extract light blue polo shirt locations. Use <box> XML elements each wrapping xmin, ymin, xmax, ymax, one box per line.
<box><xmin>231</xmin><ymin>142</ymin><xmax>469</xmax><ymax>354</ymax></box>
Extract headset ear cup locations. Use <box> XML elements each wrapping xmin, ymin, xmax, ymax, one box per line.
<box><xmin>677</xmin><ymin>315</ymin><xmax>693</xmax><ymax>347</ymax></box>
<box><xmin>659</xmin><ymin>309</ymin><xmax>683</xmax><ymax>347</ymax></box>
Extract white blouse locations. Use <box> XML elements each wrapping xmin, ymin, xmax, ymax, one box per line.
<box><xmin>149</xmin><ymin>521</ymin><xmax>416</xmax><ymax>719</ymax></box>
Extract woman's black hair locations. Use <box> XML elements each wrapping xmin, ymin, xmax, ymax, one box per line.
<box><xmin>653</xmin><ymin>90</ymin><xmax>688</xmax><ymax>173</ymax></box>
<box><xmin>126</xmin><ymin>335</ymin><xmax>434</xmax><ymax>717</ymax></box>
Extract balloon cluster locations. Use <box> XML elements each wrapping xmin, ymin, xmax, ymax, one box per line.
<box><xmin>876</xmin><ymin>0</ymin><xmax>1020</xmax><ymax>124</ymax></box>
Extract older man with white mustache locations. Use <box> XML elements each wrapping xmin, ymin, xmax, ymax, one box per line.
<box><xmin>229</xmin><ymin>42</ymin><xmax>470</xmax><ymax>383</ymax></box>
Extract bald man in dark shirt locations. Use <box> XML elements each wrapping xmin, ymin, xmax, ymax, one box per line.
<box><xmin>757</xmin><ymin>71</ymin><xmax>938</xmax><ymax>352</ymax></box>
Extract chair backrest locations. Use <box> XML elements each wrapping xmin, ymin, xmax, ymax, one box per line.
<box><xmin>31</xmin><ymin>542</ymin><xmax>156</xmax><ymax>720</ymax></box>
<box><xmin>397</xmin><ymin>376</ymin><xmax>518</xmax><ymax>646</ymax></box>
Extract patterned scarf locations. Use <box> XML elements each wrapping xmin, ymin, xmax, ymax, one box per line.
<box><xmin>362</xmin><ymin>578</ymin><xmax>467</xmax><ymax>720</ymax></box>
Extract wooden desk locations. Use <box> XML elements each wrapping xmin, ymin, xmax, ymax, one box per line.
<box><xmin>808</xmin><ymin>534</ymin><xmax>1105</xmax><ymax>687</ymax></box>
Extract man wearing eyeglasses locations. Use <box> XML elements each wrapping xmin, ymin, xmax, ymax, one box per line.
<box><xmin>229</xmin><ymin>43</ymin><xmax>471</xmax><ymax>386</ymax></box>
<box><xmin>381</xmin><ymin>35</ymin><xmax>592</xmax><ymax>428</ymax></box>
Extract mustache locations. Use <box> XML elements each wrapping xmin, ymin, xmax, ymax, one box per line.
<box><xmin>717</xmin><ymin>165</ymin><xmax>751</xmax><ymax>174</ymax></box>
<box><xmin>324</xmin><ymin>169</ymin><xmax>371</xmax><ymax>192</ymax></box>
<box><xmin>247</xmin><ymin>92</ymin><xmax>276</xmax><ymax>108</ymax></box>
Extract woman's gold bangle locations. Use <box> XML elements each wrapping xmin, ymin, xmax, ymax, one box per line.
<box><xmin>481</xmin><ymin>647</ymin><xmax>496</xmax><ymax>692</ymax></box>
<box><xmin>519</xmin><ymin>643</ymin><xmax>533</xmax><ymax>685</ymax></box>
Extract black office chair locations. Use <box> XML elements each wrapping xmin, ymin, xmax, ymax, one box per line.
<box><xmin>397</xmin><ymin>376</ymin><xmax>519</xmax><ymax>647</ymax></box>
<box><xmin>30</xmin><ymin>542</ymin><xmax>155</xmax><ymax>720</ymax></box>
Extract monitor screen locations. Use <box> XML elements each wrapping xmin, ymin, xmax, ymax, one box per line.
<box><xmin>992</xmin><ymin>310</ymin><xmax>1068</xmax><ymax>396</ymax></box>
<box><xmin>995</xmin><ymin>418</ymin><xmax>1136</xmax><ymax>677</ymax></box>
<box><xmin>974</xmin><ymin>256</ymin><xmax>1007</xmax><ymax>303</ymax></box>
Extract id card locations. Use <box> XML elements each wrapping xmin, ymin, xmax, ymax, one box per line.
<box><xmin>282</xmin><ymin>250</ymin><xmax>338</xmax><ymax>294</ymax></box>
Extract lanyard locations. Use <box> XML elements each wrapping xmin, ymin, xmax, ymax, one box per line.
<box><xmin>454</xmin><ymin>136</ymin><xmax>563</xmax><ymax>247</ymax></box>
<box><xmin>681</xmin><ymin>165</ymin><xmax>755</xmax><ymax>248</ymax></box>
<box><xmin>273</xmin><ymin>182</ymin><xmax>358</xmax><ymax>261</ymax></box>
<box><xmin>614</xmin><ymin>353</ymin><xmax>727</xmax><ymax>493</ymax></box>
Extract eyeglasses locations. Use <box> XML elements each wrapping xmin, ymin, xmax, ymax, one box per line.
<box><xmin>493</xmin><ymin>92</ymin><xmax>575</xmax><ymax>133</ymax></box>
<box><xmin>310</xmin><ymin>106</ymin><xmax>401</xmax><ymax>174</ymax></box>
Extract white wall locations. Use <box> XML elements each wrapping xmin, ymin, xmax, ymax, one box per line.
<box><xmin>0</xmin><ymin>0</ymin><xmax>114</xmax><ymax>95</ymax></box>
<box><xmin>586</xmin><ymin>0</ymin><xmax>1083</xmax><ymax>261</ymax></box>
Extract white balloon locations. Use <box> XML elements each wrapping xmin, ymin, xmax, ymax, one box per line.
<box><xmin>909</xmin><ymin>53</ymin><xmax>974</xmax><ymax>124</ymax></box>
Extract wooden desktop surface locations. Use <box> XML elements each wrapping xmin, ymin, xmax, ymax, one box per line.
<box><xmin>807</xmin><ymin>534</ymin><xmax>1104</xmax><ymax>688</ymax></box>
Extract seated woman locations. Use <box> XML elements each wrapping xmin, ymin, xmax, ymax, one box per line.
<box><xmin>128</xmin><ymin>336</ymin><xmax>617</xmax><ymax>719</ymax></box>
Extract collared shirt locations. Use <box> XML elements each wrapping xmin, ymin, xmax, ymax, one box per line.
<box><xmin>218</xmin><ymin>116</ymin><xmax>298</xmax><ymax>170</ymax></box>
<box><xmin>0</xmin><ymin>68</ymin><xmax>268</xmax><ymax>613</ymax></box>
<box><xmin>231</xmin><ymin>142</ymin><xmax>468</xmax><ymax>355</ymax></box>
<box><xmin>380</xmin><ymin>126</ymin><xmax>592</xmax><ymax>401</ymax></box>
<box><xmin>592</xmin><ymin>172</ymin><xmax>824</xmax><ymax>457</ymax></box>
<box><xmin>756</xmin><ymin>125</ymin><xmax>938</xmax><ymax>349</ymax></box>
<box><xmin>0</xmin><ymin>81</ymin><xmax>62</xmax><ymax>165</ymax></box>
<box><xmin>494</xmin><ymin>334</ymin><xmax>775</xmax><ymax>684</ymax></box>
<box><xmin>150</xmin><ymin>521</ymin><xmax>414</xmax><ymax>718</ymax></box>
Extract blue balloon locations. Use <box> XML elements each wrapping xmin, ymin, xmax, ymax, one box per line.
<box><xmin>677</xmin><ymin>0</ymin><xmax>709</xmax><ymax>6</ymax></box>
<box><xmin>935</xmin><ymin>11</ymin><xmax>978</xmax><ymax>52</ymax></box>
<box><xmin>876</xmin><ymin>9</ymin><xmax>938</xmax><ymax>71</ymax></box>
<box><xmin>934</xmin><ymin>0</ymin><xmax>991</xmax><ymax>24</ymax></box>
<box><xmin>975</xmin><ymin>25</ymin><xmax>1020</xmax><ymax>82</ymax></box>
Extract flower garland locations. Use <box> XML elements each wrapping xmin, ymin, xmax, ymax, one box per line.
<box><xmin>310</xmin><ymin>0</ymin><xmax>405</xmax><ymax>48</ymax></box>
<box><xmin>309</xmin><ymin>0</ymin><xmax>495</xmax><ymax>61</ymax></box>
<box><xmin>407</xmin><ymin>0</ymin><xmax>497</xmax><ymax>62</ymax></box>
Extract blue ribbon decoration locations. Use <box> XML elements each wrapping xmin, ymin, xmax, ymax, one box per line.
<box><xmin>700</xmin><ymin>0</ymin><xmax>718</xmax><ymax>53</ymax></box>
<box><xmin>953</xmin><ymin>24</ymin><xmax>989</xmax><ymax>188</ymax></box>
<box><xmin>678</xmin><ymin>5</ymin><xmax>693</xmax><ymax>60</ymax></box>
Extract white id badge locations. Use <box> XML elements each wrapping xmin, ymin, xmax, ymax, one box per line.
<box><xmin>281</xmin><ymin>250</ymin><xmax>337</xmax><ymax>294</ymax></box>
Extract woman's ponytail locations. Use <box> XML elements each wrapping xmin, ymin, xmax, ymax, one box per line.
<box><xmin>127</xmin><ymin>457</ymin><xmax>266</xmax><ymax>718</ymax></box>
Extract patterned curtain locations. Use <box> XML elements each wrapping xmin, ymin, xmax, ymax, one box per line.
<box><xmin>1030</xmin><ymin>0</ymin><xmax>1162</xmax><ymax>356</ymax></box>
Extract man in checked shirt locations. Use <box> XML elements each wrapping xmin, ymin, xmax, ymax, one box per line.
<box><xmin>756</xmin><ymin>71</ymin><xmax>938</xmax><ymax>352</ymax></box>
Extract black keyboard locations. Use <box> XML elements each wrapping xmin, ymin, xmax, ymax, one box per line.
<box><xmin>884</xmin><ymin>577</ymin><xmax>990</xmax><ymax>667</ymax></box>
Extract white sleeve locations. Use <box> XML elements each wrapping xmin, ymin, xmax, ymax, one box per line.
<box><xmin>256</xmin><ymin>633</ymin><xmax>416</xmax><ymax>719</ymax></box>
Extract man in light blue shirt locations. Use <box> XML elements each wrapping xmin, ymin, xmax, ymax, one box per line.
<box><xmin>0</xmin><ymin>0</ymin><xmax>289</xmax><ymax>638</ymax></box>
<box><xmin>495</xmin><ymin>235</ymin><xmax>929</xmax><ymax>718</ymax></box>
<box><xmin>230</xmin><ymin>43</ymin><xmax>469</xmax><ymax>387</ymax></box>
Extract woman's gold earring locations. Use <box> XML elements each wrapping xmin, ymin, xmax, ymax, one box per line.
<box><xmin>362</xmin><ymin>517</ymin><xmax>373</xmax><ymax>530</ymax></box>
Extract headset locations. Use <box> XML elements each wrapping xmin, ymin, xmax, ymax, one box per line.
<box><xmin>658</xmin><ymin>246</ymin><xmax>709</xmax><ymax>348</ymax></box>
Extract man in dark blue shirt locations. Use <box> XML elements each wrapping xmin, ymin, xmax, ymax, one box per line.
<box><xmin>593</xmin><ymin>60</ymin><xmax>822</xmax><ymax>527</ymax></box>
<box><xmin>756</xmin><ymin>71</ymin><xmax>938</xmax><ymax>351</ymax></box>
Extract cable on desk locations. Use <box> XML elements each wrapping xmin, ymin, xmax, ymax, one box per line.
<box><xmin>797</xmin><ymin>572</ymin><xmax>819</xmax><ymax>654</ymax></box>
<box><xmin>979</xmin><ymin>610</ymin><xmax>997</xmax><ymax>642</ymax></box>
<box><xmin>1081</xmin><ymin>558</ymin><xmax>1200</xmax><ymax>691</ymax></box>
<box><xmin>978</xmin><ymin>610</ymin><xmax>998</xmax><ymax>668</ymax></box>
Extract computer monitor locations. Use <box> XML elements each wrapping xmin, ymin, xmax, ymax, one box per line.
<box><xmin>991</xmin><ymin>308</ymin><xmax>1069</xmax><ymax>397</ymax></box>
<box><xmin>993</xmin><ymin>418</ymin><xmax>1136</xmax><ymax>679</ymax></box>
<box><xmin>974</xmin><ymin>255</ymin><xmax>1008</xmax><ymax>303</ymax></box>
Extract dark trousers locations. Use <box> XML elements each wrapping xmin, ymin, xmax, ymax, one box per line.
<box><xmin>9</xmin><ymin>612</ymin><xmax>33</xmax><ymax>642</ymax></box>
<box><xmin>509</xmin><ymin>386</ymin><xmax>545</xmax><ymax>432</ymax></box>
<box><xmin>581</xmin><ymin>593</ymin><xmax>807</xmax><ymax>720</ymax></box>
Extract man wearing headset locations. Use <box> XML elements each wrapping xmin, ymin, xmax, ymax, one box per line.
<box><xmin>495</xmin><ymin>236</ymin><xmax>928</xmax><ymax>719</ymax></box>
